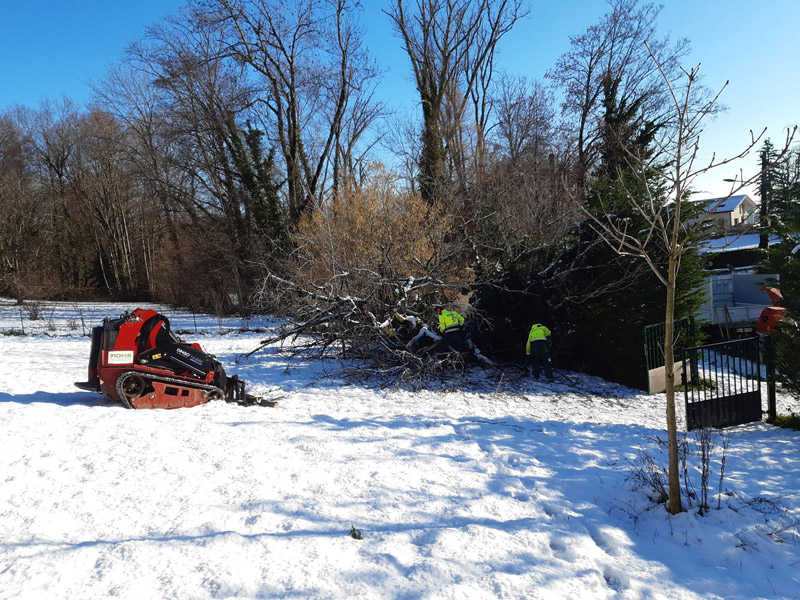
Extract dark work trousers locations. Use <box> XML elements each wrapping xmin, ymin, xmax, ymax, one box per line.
<box><xmin>528</xmin><ymin>340</ymin><xmax>553</xmax><ymax>380</ymax></box>
<box><xmin>439</xmin><ymin>326</ymin><xmax>467</xmax><ymax>353</ymax></box>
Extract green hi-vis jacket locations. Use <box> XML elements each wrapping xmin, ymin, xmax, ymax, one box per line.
<box><xmin>438</xmin><ymin>310</ymin><xmax>465</xmax><ymax>333</ymax></box>
<box><xmin>526</xmin><ymin>323</ymin><xmax>551</xmax><ymax>355</ymax></box>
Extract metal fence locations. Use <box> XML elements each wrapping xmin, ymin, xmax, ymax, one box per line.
<box><xmin>681</xmin><ymin>337</ymin><xmax>762</xmax><ymax>430</ymax></box>
<box><xmin>643</xmin><ymin>317</ymin><xmax>696</xmax><ymax>394</ymax></box>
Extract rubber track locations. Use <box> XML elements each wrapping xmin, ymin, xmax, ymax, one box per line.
<box><xmin>115</xmin><ymin>370</ymin><xmax>222</xmax><ymax>409</ymax></box>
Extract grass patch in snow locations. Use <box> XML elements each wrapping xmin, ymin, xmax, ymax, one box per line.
<box><xmin>1</xmin><ymin>328</ymin><xmax>26</xmax><ymax>336</ymax></box>
<box><xmin>769</xmin><ymin>412</ymin><xmax>800</xmax><ymax>430</ymax></box>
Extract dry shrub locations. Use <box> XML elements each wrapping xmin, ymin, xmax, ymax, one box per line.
<box><xmin>292</xmin><ymin>164</ymin><xmax>464</xmax><ymax>307</ymax></box>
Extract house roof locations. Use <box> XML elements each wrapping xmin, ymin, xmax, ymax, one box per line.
<box><xmin>698</xmin><ymin>232</ymin><xmax>781</xmax><ymax>252</ymax></box>
<box><xmin>696</xmin><ymin>194</ymin><xmax>750</xmax><ymax>214</ymax></box>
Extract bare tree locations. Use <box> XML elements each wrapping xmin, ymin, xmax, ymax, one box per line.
<box><xmin>212</xmin><ymin>0</ymin><xmax>381</xmax><ymax>222</ymax></box>
<box><xmin>92</xmin><ymin>65</ymin><xmax>189</xmax><ymax>233</ymax></box>
<box><xmin>123</xmin><ymin>10</ymin><xmax>290</xmax><ymax>307</ymax></box>
<box><xmin>16</xmin><ymin>100</ymin><xmax>102</xmax><ymax>296</ymax></box>
<box><xmin>548</xmin><ymin>0</ymin><xmax>689</xmax><ymax>194</ymax></box>
<box><xmin>0</xmin><ymin>112</ymin><xmax>46</xmax><ymax>299</ymax></box>
<box><xmin>494</xmin><ymin>74</ymin><xmax>554</xmax><ymax>162</ymax></box>
<box><xmin>69</xmin><ymin>110</ymin><xmax>142</xmax><ymax>297</ymax></box>
<box><xmin>485</xmin><ymin>74</ymin><xmax>574</xmax><ymax>241</ymax></box>
<box><xmin>386</xmin><ymin>0</ymin><xmax>526</xmax><ymax>203</ymax></box>
<box><xmin>582</xmin><ymin>45</ymin><xmax>796</xmax><ymax>514</ymax></box>
<box><xmin>383</xmin><ymin>114</ymin><xmax>424</xmax><ymax>194</ymax></box>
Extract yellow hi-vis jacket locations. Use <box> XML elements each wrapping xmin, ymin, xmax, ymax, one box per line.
<box><xmin>526</xmin><ymin>323</ymin><xmax>551</xmax><ymax>355</ymax></box>
<box><xmin>438</xmin><ymin>310</ymin><xmax>465</xmax><ymax>333</ymax></box>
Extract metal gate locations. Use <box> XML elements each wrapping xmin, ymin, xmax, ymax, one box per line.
<box><xmin>681</xmin><ymin>337</ymin><xmax>762</xmax><ymax>430</ymax></box>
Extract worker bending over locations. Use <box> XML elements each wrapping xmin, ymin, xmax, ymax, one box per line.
<box><xmin>436</xmin><ymin>306</ymin><xmax>467</xmax><ymax>352</ymax></box>
<box><xmin>526</xmin><ymin>323</ymin><xmax>553</xmax><ymax>381</ymax></box>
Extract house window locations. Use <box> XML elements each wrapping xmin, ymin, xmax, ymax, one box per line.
<box><xmin>734</xmin><ymin>218</ymin><xmax>739</xmax><ymax>225</ymax></box>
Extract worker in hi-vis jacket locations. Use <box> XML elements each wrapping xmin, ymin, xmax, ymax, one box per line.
<box><xmin>526</xmin><ymin>323</ymin><xmax>553</xmax><ymax>381</ymax></box>
<box><xmin>436</xmin><ymin>306</ymin><xmax>467</xmax><ymax>353</ymax></box>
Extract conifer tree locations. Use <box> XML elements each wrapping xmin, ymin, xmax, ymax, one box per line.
<box><xmin>762</xmin><ymin>143</ymin><xmax>800</xmax><ymax>396</ymax></box>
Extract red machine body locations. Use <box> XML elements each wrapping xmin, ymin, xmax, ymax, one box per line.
<box><xmin>75</xmin><ymin>308</ymin><xmax>270</xmax><ymax>409</ymax></box>
<box><xmin>756</xmin><ymin>287</ymin><xmax>786</xmax><ymax>335</ymax></box>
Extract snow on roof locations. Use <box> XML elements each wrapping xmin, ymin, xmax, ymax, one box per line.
<box><xmin>699</xmin><ymin>232</ymin><xmax>781</xmax><ymax>252</ymax></box>
<box><xmin>696</xmin><ymin>194</ymin><xmax>749</xmax><ymax>213</ymax></box>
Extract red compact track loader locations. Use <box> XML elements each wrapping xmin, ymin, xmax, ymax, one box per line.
<box><xmin>75</xmin><ymin>308</ymin><xmax>275</xmax><ymax>409</ymax></box>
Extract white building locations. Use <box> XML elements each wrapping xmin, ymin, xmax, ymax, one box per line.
<box><xmin>693</xmin><ymin>194</ymin><xmax>758</xmax><ymax>233</ymax></box>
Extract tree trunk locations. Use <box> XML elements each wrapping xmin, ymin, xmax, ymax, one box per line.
<box><xmin>664</xmin><ymin>252</ymin><xmax>683</xmax><ymax>514</ymax></box>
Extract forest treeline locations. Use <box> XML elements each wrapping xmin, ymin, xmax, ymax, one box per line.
<box><xmin>1</xmin><ymin>0</ymin><xmax>798</xmax><ymax>387</ymax></box>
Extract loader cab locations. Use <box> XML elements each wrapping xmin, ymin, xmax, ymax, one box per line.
<box><xmin>105</xmin><ymin>309</ymin><xmax>177</xmax><ymax>360</ymax></box>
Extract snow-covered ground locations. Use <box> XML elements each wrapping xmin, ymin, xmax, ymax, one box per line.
<box><xmin>1</xmin><ymin>300</ymin><xmax>799</xmax><ymax>599</ymax></box>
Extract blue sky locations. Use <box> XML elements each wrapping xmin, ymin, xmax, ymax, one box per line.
<box><xmin>1</xmin><ymin>0</ymin><xmax>797</xmax><ymax>198</ymax></box>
